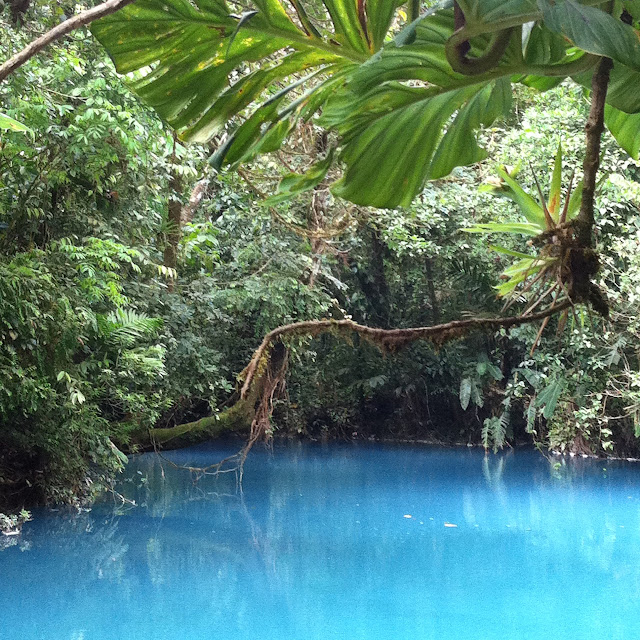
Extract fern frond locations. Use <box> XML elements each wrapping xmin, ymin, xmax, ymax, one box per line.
<box><xmin>98</xmin><ymin>308</ymin><xmax>162</xmax><ymax>348</ymax></box>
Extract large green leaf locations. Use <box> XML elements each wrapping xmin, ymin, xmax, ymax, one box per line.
<box><xmin>522</xmin><ymin>22</ymin><xmax>570</xmax><ymax>65</ymax></box>
<box><xmin>211</xmin><ymin>65</ymin><xmax>355</xmax><ymax>168</ymax></box>
<box><xmin>366</xmin><ymin>0</ymin><xmax>406</xmax><ymax>49</ymax></box>
<box><xmin>541</xmin><ymin>0</ymin><xmax>640</xmax><ymax>70</ymax></box>
<box><xmin>317</xmin><ymin>9</ymin><xmax>518</xmax><ymax>207</ymax></box>
<box><xmin>456</xmin><ymin>0</ymin><xmax>610</xmax><ymax>32</ymax></box>
<box><xmin>0</xmin><ymin>112</ymin><xmax>31</xmax><ymax>133</ymax></box>
<box><xmin>323</xmin><ymin>78</ymin><xmax>512</xmax><ymax>208</ymax></box>
<box><xmin>91</xmin><ymin>0</ymin><xmax>387</xmax><ymax>143</ymax></box>
<box><xmin>605</xmin><ymin>104</ymin><xmax>640</xmax><ymax>159</ymax></box>
<box><xmin>91</xmin><ymin>0</ymin><xmax>410</xmax><ymax>178</ymax></box>
<box><xmin>535</xmin><ymin>376</ymin><xmax>566</xmax><ymax>419</ymax></box>
<box><xmin>459</xmin><ymin>0</ymin><xmax>538</xmax><ymax>25</ymax></box>
<box><xmin>574</xmin><ymin>64</ymin><xmax>640</xmax><ymax>113</ymax></box>
<box><xmin>91</xmin><ymin>0</ymin><xmax>639</xmax><ymax>211</ymax></box>
<box><xmin>624</xmin><ymin>1</ymin><xmax>640</xmax><ymax>20</ymax></box>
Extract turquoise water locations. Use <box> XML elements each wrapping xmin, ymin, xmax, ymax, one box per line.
<box><xmin>2</xmin><ymin>443</ymin><xmax>640</xmax><ymax>639</ymax></box>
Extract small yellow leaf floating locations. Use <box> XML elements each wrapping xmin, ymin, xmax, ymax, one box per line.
<box><xmin>403</xmin><ymin>514</ymin><xmax>412</xmax><ymax>519</ymax></box>
<box><xmin>444</xmin><ymin>523</ymin><xmax>458</xmax><ymax>528</ymax></box>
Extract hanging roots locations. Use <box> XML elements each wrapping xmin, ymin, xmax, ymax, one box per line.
<box><xmin>241</xmin><ymin>342</ymin><xmax>288</xmax><ymax>464</ymax></box>
<box><xmin>526</xmin><ymin>219</ymin><xmax>609</xmax><ymax>318</ymax></box>
<box><xmin>239</xmin><ymin>303</ymin><xmax>571</xmax><ymax>447</ymax></box>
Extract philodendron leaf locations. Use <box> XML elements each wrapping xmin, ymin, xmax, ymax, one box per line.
<box><xmin>92</xmin><ymin>0</ymin><xmax>414</xmax><ymax>195</ymax></box>
<box><xmin>624</xmin><ymin>1</ymin><xmax>640</xmax><ymax>22</ymax></box>
<box><xmin>91</xmin><ymin>0</ymin><xmax>373</xmax><ymax>146</ymax></box>
<box><xmin>0</xmin><ymin>112</ymin><xmax>31</xmax><ymax>132</ymax></box>
<box><xmin>264</xmin><ymin>149</ymin><xmax>335</xmax><ymax>205</ymax></box>
<box><xmin>456</xmin><ymin>0</ymin><xmax>538</xmax><ymax>26</ymax></box>
<box><xmin>605</xmin><ymin>104</ymin><xmax>640</xmax><ymax>159</ymax></box>
<box><xmin>541</xmin><ymin>0</ymin><xmax>640</xmax><ymax>70</ymax></box>
<box><xmin>323</xmin><ymin>78</ymin><xmax>512</xmax><ymax>208</ymax></box>
<box><xmin>574</xmin><ymin>64</ymin><xmax>640</xmax><ymax>114</ymax></box>
<box><xmin>522</xmin><ymin>21</ymin><xmax>570</xmax><ymax>65</ymax></box>
<box><xmin>93</xmin><ymin>0</ymin><xmax>624</xmax><ymax>211</ymax></box>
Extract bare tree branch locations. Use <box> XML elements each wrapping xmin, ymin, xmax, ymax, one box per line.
<box><xmin>182</xmin><ymin>178</ymin><xmax>209</xmax><ymax>224</ymax></box>
<box><xmin>0</xmin><ymin>0</ymin><xmax>136</xmax><ymax>84</ymax></box>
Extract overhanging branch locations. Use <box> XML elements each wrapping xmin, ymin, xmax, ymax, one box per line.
<box><xmin>240</xmin><ymin>301</ymin><xmax>572</xmax><ymax>400</ymax></box>
<box><xmin>136</xmin><ymin>300</ymin><xmax>571</xmax><ymax>456</ymax></box>
<box><xmin>0</xmin><ymin>0</ymin><xmax>136</xmax><ymax>84</ymax></box>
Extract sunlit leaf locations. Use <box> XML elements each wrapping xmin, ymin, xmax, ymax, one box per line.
<box><xmin>460</xmin><ymin>377</ymin><xmax>472</xmax><ymax>410</ymax></box>
<box><xmin>264</xmin><ymin>149</ymin><xmax>335</xmax><ymax>205</ymax></box>
<box><xmin>0</xmin><ymin>112</ymin><xmax>31</xmax><ymax>133</ymax></box>
<box><xmin>325</xmin><ymin>77</ymin><xmax>512</xmax><ymax>208</ymax></box>
<box><xmin>548</xmin><ymin>142</ymin><xmax>563</xmax><ymax>219</ymax></box>
<box><xmin>541</xmin><ymin>0</ymin><xmax>640</xmax><ymax>71</ymax></box>
<box><xmin>92</xmin><ymin>0</ymin><xmax>368</xmax><ymax>146</ymax></box>
<box><xmin>605</xmin><ymin>104</ymin><xmax>640</xmax><ymax>159</ymax></box>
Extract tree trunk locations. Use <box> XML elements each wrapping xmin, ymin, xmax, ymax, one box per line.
<box><xmin>163</xmin><ymin>168</ymin><xmax>182</xmax><ymax>292</ymax></box>
<box><xmin>425</xmin><ymin>256</ymin><xmax>440</xmax><ymax>324</ymax></box>
<box><xmin>130</xmin><ymin>343</ymin><xmax>287</xmax><ymax>450</ymax></box>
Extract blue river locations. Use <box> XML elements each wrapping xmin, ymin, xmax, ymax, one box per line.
<box><xmin>2</xmin><ymin>443</ymin><xmax>640</xmax><ymax>639</ymax></box>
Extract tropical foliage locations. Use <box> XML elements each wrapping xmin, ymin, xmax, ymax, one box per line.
<box><xmin>91</xmin><ymin>0</ymin><xmax>640</xmax><ymax>207</ymax></box>
<box><xmin>2</xmin><ymin>0</ymin><xmax>640</xmax><ymax>509</ymax></box>
<box><xmin>464</xmin><ymin>143</ymin><xmax>583</xmax><ymax>307</ymax></box>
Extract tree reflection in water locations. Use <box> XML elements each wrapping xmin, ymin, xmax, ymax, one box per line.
<box><xmin>2</xmin><ymin>443</ymin><xmax>640</xmax><ymax>640</ymax></box>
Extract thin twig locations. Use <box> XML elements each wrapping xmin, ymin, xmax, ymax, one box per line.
<box><xmin>523</xmin><ymin>280</ymin><xmax>558</xmax><ymax>316</ymax></box>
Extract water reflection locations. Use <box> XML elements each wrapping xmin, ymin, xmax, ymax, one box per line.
<box><xmin>2</xmin><ymin>444</ymin><xmax>640</xmax><ymax>640</ymax></box>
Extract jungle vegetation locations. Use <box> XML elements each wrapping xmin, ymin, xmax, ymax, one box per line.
<box><xmin>2</xmin><ymin>0</ymin><xmax>640</xmax><ymax>509</ymax></box>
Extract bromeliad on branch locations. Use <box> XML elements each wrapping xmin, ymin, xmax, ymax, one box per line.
<box><xmin>464</xmin><ymin>143</ymin><xmax>587</xmax><ymax>313</ymax></box>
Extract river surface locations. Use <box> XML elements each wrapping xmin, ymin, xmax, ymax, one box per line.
<box><xmin>2</xmin><ymin>443</ymin><xmax>640</xmax><ymax>639</ymax></box>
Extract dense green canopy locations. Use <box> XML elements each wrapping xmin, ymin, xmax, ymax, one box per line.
<box><xmin>1</xmin><ymin>0</ymin><xmax>640</xmax><ymax>508</ymax></box>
